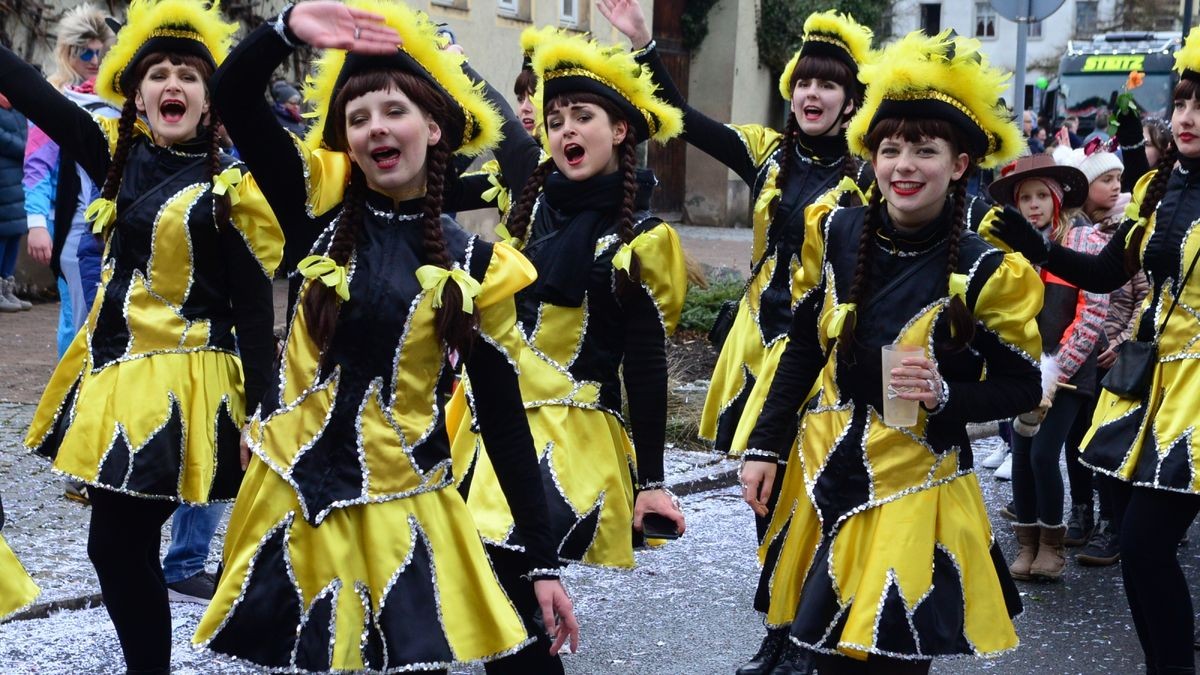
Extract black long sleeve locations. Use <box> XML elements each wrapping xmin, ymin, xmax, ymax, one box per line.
<box><xmin>745</xmin><ymin>286</ymin><xmax>829</xmax><ymax>457</ymax></box>
<box><xmin>465</xmin><ymin>337</ymin><xmax>559</xmax><ymax>572</ymax></box>
<box><xmin>211</xmin><ymin>23</ymin><xmax>324</xmax><ymax>255</ymax></box>
<box><xmin>222</xmin><ymin>224</ymin><xmax>275</xmax><ymax>415</ymax></box>
<box><xmin>621</xmin><ymin>286</ymin><xmax>668</xmax><ymax>485</ymax></box>
<box><xmin>1121</xmin><ymin>145</ymin><xmax>1150</xmax><ymax>193</ymax></box>
<box><xmin>1044</xmin><ymin>218</ymin><xmax>1136</xmax><ymax>293</ymax></box>
<box><xmin>635</xmin><ymin>45</ymin><xmax>760</xmax><ymax>186</ymax></box>
<box><xmin>0</xmin><ymin>45</ymin><xmax>110</xmax><ymax>184</ymax></box>
<box><xmin>459</xmin><ymin>64</ymin><xmax>544</xmax><ymax>205</ymax></box>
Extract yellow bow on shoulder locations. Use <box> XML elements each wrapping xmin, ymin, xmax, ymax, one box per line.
<box><xmin>1123</xmin><ymin>199</ymin><xmax>1149</xmax><ymax>247</ymax></box>
<box><xmin>212</xmin><ymin>167</ymin><xmax>244</xmax><ymax>206</ymax></box>
<box><xmin>482</xmin><ymin>173</ymin><xmax>511</xmax><ymax>213</ymax></box>
<box><xmin>494</xmin><ymin>222</ymin><xmax>520</xmax><ymax>248</ymax></box>
<box><xmin>84</xmin><ymin>197</ymin><xmax>117</xmax><ymax>234</ymax></box>
<box><xmin>612</xmin><ymin>232</ymin><xmax>652</xmax><ymax>273</ymax></box>
<box><xmin>826</xmin><ymin>302</ymin><xmax>857</xmax><ymax>340</ymax></box>
<box><xmin>298</xmin><ymin>255</ymin><xmax>350</xmax><ymax>301</ymax></box>
<box><xmin>948</xmin><ymin>273</ymin><xmax>969</xmax><ymax>302</ymax></box>
<box><xmin>416</xmin><ymin>265</ymin><xmax>483</xmax><ymax>314</ymax></box>
<box><xmin>835</xmin><ymin>176</ymin><xmax>867</xmax><ymax>204</ymax></box>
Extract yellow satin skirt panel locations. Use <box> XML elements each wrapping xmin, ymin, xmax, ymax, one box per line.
<box><xmin>0</xmin><ymin>534</ymin><xmax>39</xmax><ymax>622</ymax></box>
<box><xmin>194</xmin><ymin>457</ymin><xmax>529</xmax><ymax>672</ymax></box>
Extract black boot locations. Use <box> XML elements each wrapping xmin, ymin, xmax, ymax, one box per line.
<box><xmin>1075</xmin><ymin>519</ymin><xmax>1119</xmax><ymax>566</ymax></box>
<box><xmin>1064</xmin><ymin>502</ymin><xmax>1094</xmax><ymax>546</ymax></box>
<box><xmin>736</xmin><ymin>627</ymin><xmax>789</xmax><ymax>675</ymax></box>
<box><xmin>770</xmin><ymin>639</ymin><xmax>816</xmax><ymax>675</ymax></box>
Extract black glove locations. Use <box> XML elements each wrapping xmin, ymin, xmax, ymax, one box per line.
<box><xmin>1115</xmin><ymin>105</ymin><xmax>1144</xmax><ymax>147</ymax></box>
<box><xmin>994</xmin><ymin>205</ymin><xmax>1051</xmax><ymax>265</ymax></box>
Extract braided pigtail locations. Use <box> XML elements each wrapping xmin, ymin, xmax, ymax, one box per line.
<box><xmin>423</xmin><ymin>140</ymin><xmax>480</xmax><ymax>357</ymax></box>
<box><xmin>838</xmin><ymin>184</ymin><xmax>883</xmax><ymax>357</ymax></box>
<box><xmin>303</xmin><ymin>166</ymin><xmax>367</xmax><ymax>359</ymax></box>
<box><xmin>94</xmin><ymin>98</ymin><xmax>140</xmax><ymax>235</ymax></box>
<box><xmin>944</xmin><ymin>179</ymin><xmax>975</xmax><ymax>350</ymax></box>
<box><xmin>505</xmin><ymin>158</ymin><xmax>556</xmax><ymax>244</ymax></box>
<box><xmin>208</xmin><ymin>113</ymin><xmax>232</xmax><ymax>227</ymax></box>
<box><xmin>613</xmin><ymin>136</ymin><xmax>642</xmax><ymax>298</ymax></box>
<box><xmin>1125</xmin><ymin>142</ymin><xmax>1177</xmax><ymax>274</ymax></box>
<box><xmin>769</xmin><ymin>114</ymin><xmax>800</xmax><ymax>220</ymax></box>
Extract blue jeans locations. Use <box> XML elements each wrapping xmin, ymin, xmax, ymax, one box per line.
<box><xmin>162</xmin><ymin>503</ymin><xmax>226</xmax><ymax>584</ymax></box>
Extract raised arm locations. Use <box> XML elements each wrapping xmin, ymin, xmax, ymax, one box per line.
<box><xmin>0</xmin><ymin>46</ymin><xmax>110</xmax><ymax>184</ymax></box>
<box><xmin>600</xmin><ymin>0</ymin><xmax>771</xmax><ymax>185</ymax></box>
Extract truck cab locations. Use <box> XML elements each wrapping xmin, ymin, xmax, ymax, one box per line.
<box><xmin>1041</xmin><ymin>31</ymin><xmax>1180</xmax><ymax>135</ymax></box>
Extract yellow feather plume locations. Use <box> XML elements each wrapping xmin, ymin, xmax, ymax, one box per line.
<box><xmin>523</xmin><ymin>26</ymin><xmax>683</xmax><ymax>146</ymax></box>
<box><xmin>302</xmin><ymin>0</ymin><xmax>503</xmax><ymax>157</ymax></box>
<box><xmin>1175</xmin><ymin>26</ymin><xmax>1200</xmax><ymax>77</ymax></box>
<box><xmin>778</xmin><ymin>10</ymin><xmax>875</xmax><ymax>100</ymax></box>
<box><xmin>847</xmin><ymin>30</ymin><xmax>1024</xmax><ymax>169</ymax></box>
<box><xmin>96</xmin><ymin>0</ymin><xmax>237</xmax><ymax>106</ymax></box>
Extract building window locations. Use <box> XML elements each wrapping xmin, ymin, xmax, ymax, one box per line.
<box><xmin>920</xmin><ymin>3</ymin><xmax>941</xmax><ymax>35</ymax></box>
<box><xmin>561</xmin><ymin>0</ymin><xmax>581</xmax><ymax>27</ymax></box>
<box><xmin>497</xmin><ymin>0</ymin><xmax>531</xmax><ymax>20</ymax></box>
<box><xmin>1028</xmin><ymin>19</ymin><xmax>1042</xmax><ymax>38</ymax></box>
<box><xmin>431</xmin><ymin>0</ymin><xmax>467</xmax><ymax>9</ymax></box>
<box><xmin>1076</xmin><ymin>1</ymin><xmax>1098</xmax><ymax>38</ymax></box>
<box><xmin>975</xmin><ymin>2</ymin><xmax>996</xmax><ymax>38</ymax></box>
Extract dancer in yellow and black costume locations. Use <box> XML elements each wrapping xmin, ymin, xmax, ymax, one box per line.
<box><xmin>986</xmin><ymin>26</ymin><xmax>1200</xmax><ymax>674</ymax></box>
<box><xmin>602</xmin><ymin>1</ymin><xmax>875</xmax><ymax>464</ymax></box>
<box><xmin>193</xmin><ymin>2</ymin><xmax>578</xmax><ymax>672</ymax></box>
<box><xmin>445</xmin><ymin>26</ymin><xmax>687</xmax><ymax>673</ymax></box>
<box><xmin>2</xmin><ymin>0</ymin><xmax>281</xmax><ymax>670</ymax></box>
<box><xmin>0</xmin><ymin>492</ymin><xmax>39</xmax><ymax>623</ymax></box>
<box><xmin>739</xmin><ymin>32</ymin><xmax>1041</xmax><ymax>673</ymax></box>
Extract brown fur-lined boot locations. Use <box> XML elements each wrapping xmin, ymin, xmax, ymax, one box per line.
<box><xmin>1031</xmin><ymin>525</ymin><xmax>1067</xmax><ymax>581</ymax></box>
<box><xmin>1010</xmin><ymin>524</ymin><xmax>1039</xmax><ymax>581</ymax></box>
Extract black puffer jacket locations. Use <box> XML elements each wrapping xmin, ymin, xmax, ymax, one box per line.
<box><xmin>0</xmin><ymin>104</ymin><xmax>26</xmax><ymax>238</ymax></box>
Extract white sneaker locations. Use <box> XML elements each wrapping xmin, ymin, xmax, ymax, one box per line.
<box><xmin>994</xmin><ymin>454</ymin><xmax>1013</xmax><ymax>481</ymax></box>
<box><xmin>980</xmin><ymin>445</ymin><xmax>1009</xmax><ymax>469</ymax></box>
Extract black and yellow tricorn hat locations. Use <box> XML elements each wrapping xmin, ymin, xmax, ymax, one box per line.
<box><xmin>1175</xmin><ymin>26</ymin><xmax>1200</xmax><ymax>82</ymax></box>
<box><xmin>521</xmin><ymin>26</ymin><xmax>682</xmax><ymax>146</ymax></box>
<box><xmin>303</xmin><ymin>0</ymin><xmax>502</xmax><ymax>157</ymax></box>
<box><xmin>96</xmin><ymin>0</ymin><xmax>237</xmax><ymax>104</ymax></box>
<box><xmin>847</xmin><ymin>30</ymin><xmax>1023</xmax><ymax>169</ymax></box>
<box><xmin>778</xmin><ymin>10</ymin><xmax>874</xmax><ymax>100</ymax></box>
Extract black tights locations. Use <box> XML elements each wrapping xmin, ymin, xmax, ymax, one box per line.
<box><xmin>87</xmin><ymin>488</ymin><xmax>178</xmax><ymax>674</ymax></box>
<box><xmin>482</xmin><ymin>545</ymin><xmax>565</xmax><ymax>675</ymax></box>
<box><xmin>815</xmin><ymin>653</ymin><xmax>931</xmax><ymax>674</ymax></box>
<box><xmin>1113</xmin><ymin>484</ymin><xmax>1200</xmax><ymax>674</ymax></box>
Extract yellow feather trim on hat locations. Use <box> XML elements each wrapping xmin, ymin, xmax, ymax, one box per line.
<box><xmin>778</xmin><ymin>10</ymin><xmax>875</xmax><ymax>100</ymax></box>
<box><xmin>1175</xmin><ymin>27</ymin><xmax>1200</xmax><ymax>77</ymax></box>
<box><xmin>96</xmin><ymin>0</ymin><xmax>237</xmax><ymax>106</ymax></box>
<box><xmin>522</xmin><ymin>26</ymin><xmax>683</xmax><ymax>146</ymax></box>
<box><xmin>847</xmin><ymin>30</ymin><xmax>1024</xmax><ymax>169</ymax></box>
<box><xmin>301</xmin><ymin>0</ymin><xmax>503</xmax><ymax>158</ymax></box>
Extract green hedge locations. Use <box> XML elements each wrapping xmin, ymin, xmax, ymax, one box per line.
<box><xmin>678</xmin><ymin>279</ymin><xmax>743</xmax><ymax>333</ymax></box>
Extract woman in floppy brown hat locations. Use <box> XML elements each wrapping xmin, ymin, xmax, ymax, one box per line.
<box><xmin>988</xmin><ymin>155</ymin><xmax>1111</xmax><ymax>581</ymax></box>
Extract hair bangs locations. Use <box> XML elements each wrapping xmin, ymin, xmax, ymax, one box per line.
<box><xmin>864</xmin><ymin>117</ymin><xmax>971</xmax><ymax>157</ymax></box>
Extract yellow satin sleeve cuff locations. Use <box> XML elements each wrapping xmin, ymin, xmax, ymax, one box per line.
<box><xmin>476</xmin><ymin>241</ymin><xmax>537</xmax><ymax>368</ymax></box>
<box><xmin>972</xmin><ymin>253</ymin><xmax>1045</xmax><ymax>362</ymax></box>
<box><xmin>94</xmin><ymin>116</ymin><xmax>151</xmax><ymax>157</ymax></box>
<box><xmin>229</xmin><ymin>171</ymin><xmax>285</xmax><ymax>277</ymax></box>
<box><xmin>630</xmin><ymin>222</ymin><xmax>688</xmax><ymax>335</ymax></box>
<box><xmin>301</xmin><ymin>144</ymin><xmax>354</xmax><ymax>218</ymax></box>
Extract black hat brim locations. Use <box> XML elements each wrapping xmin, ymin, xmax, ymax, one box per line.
<box><xmin>543</xmin><ymin>74</ymin><xmax>649</xmax><ymax>142</ymax></box>
<box><xmin>873</xmin><ymin>97</ymin><xmax>991</xmax><ymax>159</ymax></box>
<box><xmin>117</xmin><ymin>32</ymin><xmax>216</xmax><ymax>95</ymax></box>
<box><xmin>320</xmin><ymin>50</ymin><xmax>465</xmax><ymax>151</ymax></box>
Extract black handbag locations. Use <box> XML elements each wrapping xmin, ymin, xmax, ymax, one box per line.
<box><xmin>1100</xmin><ymin>245</ymin><xmax>1200</xmax><ymax>399</ymax></box>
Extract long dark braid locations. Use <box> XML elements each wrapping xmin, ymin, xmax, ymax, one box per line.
<box><xmin>613</xmin><ymin>136</ymin><xmax>642</xmax><ymax>297</ymax></box>
<box><xmin>838</xmin><ymin>184</ymin><xmax>884</xmax><ymax>356</ymax></box>
<box><xmin>208</xmin><ymin>112</ymin><xmax>232</xmax><ymax>227</ymax></box>
<box><xmin>943</xmin><ymin>179</ymin><xmax>975</xmax><ymax>350</ymax></box>
<box><xmin>303</xmin><ymin>165</ymin><xmax>367</xmax><ymax>357</ymax></box>
<box><xmin>422</xmin><ymin>140</ymin><xmax>479</xmax><ymax>357</ymax></box>
<box><xmin>505</xmin><ymin>157</ymin><xmax>556</xmax><ymax>243</ymax></box>
<box><xmin>768</xmin><ymin>114</ymin><xmax>801</xmax><ymax>222</ymax></box>
<box><xmin>840</xmin><ymin>154</ymin><xmax>864</xmax><ymax>207</ymax></box>
<box><xmin>94</xmin><ymin>98</ymin><xmax>140</xmax><ymax>235</ymax></box>
<box><xmin>1125</xmin><ymin>142</ymin><xmax>1178</xmax><ymax>274</ymax></box>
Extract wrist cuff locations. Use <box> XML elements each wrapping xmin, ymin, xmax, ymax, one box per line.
<box><xmin>272</xmin><ymin>4</ymin><xmax>301</xmax><ymax>48</ymax></box>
